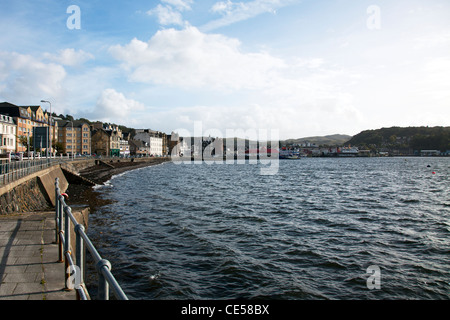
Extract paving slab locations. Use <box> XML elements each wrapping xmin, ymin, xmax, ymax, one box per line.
<box><xmin>0</xmin><ymin>212</ymin><xmax>77</xmax><ymax>300</ymax></box>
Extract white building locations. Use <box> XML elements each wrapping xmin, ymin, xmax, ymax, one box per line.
<box><xmin>119</xmin><ymin>139</ymin><xmax>130</xmax><ymax>157</ymax></box>
<box><xmin>0</xmin><ymin>114</ymin><xmax>17</xmax><ymax>155</ymax></box>
<box><xmin>134</xmin><ymin>129</ymin><xmax>163</xmax><ymax>156</ymax></box>
<box><xmin>149</xmin><ymin>136</ymin><xmax>163</xmax><ymax>156</ymax></box>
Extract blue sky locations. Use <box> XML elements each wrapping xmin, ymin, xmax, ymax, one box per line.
<box><xmin>0</xmin><ymin>0</ymin><xmax>449</xmax><ymax>139</ymax></box>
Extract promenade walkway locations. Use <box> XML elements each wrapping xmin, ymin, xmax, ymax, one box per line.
<box><xmin>0</xmin><ymin>211</ymin><xmax>76</xmax><ymax>300</ymax></box>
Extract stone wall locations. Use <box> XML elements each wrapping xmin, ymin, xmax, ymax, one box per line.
<box><xmin>0</xmin><ymin>165</ymin><xmax>68</xmax><ymax>215</ymax></box>
<box><xmin>61</xmin><ymin>159</ymin><xmax>96</xmax><ymax>174</ymax></box>
<box><xmin>0</xmin><ymin>177</ymin><xmax>51</xmax><ymax>215</ymax></box>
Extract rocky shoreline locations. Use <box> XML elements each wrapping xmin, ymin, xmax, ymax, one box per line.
<box><xmin>65</xmin><ymin>158</ymin><xmax>170</xmax><ymax>212</ymax></box>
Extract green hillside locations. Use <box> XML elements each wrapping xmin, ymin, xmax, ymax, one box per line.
<box><xmin>345</xmin><ymin>126</ymin><xmax>450</xmax><ymax>151</ymax></box>
<box><xmin>282</xmin><ymin>134</ymin><xmax>352</xmax><ymax>146</ymax></box>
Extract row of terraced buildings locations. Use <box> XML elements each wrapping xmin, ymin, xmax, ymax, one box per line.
<box><xmin>0</xmin><ymin>102</ymin><xmax>168</xmax><ymax>158</ymax></box>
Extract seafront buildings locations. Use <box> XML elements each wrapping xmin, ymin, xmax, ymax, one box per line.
<box><xmin>0</xmin><ymin>100</ymin><xmax>448</xmax><ymax>159</ymax></box>
<box><xmin>133</xmin><ymin>129</ymin><xmax>166</xmax><ymax>157</ymax></box>
<box><xmin>91</xmin><ymin>123</ymin><xmax>123</xmax><ymax>157</ymax></box>
<box><xmin>0</xmin><ymin>102</ymin><xmax>57</xmax><ymax>156</ymax></box>
<box><xmin>0</xmin><ymin>113</ymin><xmax>16</xmax><ymax>155</ymax></box>
<box><xmin>58</xmin><ymin>120</ymin><xmax>91</xmax><ymax>156</ymax></box>
<box><xmin>0</xmin><ymin>101</ymin><xmax>171</xmax><ymax>159</ymax></box>
<box><xmin>279</xmin><ymin>145</ymin><xmax>362</xmax><ymax>158</ymax></box>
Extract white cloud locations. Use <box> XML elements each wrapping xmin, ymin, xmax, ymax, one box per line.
<box><xmin>122</xmin><ymin>64</ymin><xmax>364</xmax><ymax>139</ymax></box>
<box><xmin>0</xmin><ymin>51</ymin><xmax>66</xmax><ymax>106</ymax></box>
<box><xmin>133</xmin><ymin>94</ymin><xmax>363</xmax><ymax>140</ymax></box>
<box><xmin>147</xmin><ymin>0</ymin><xmax>195</xmax><ymax>27</ymax></box>
<box><xmin>44</xmin><ymin>49</ymin><xmax>94</xmax><ymax>67</ymax></box>
<box><xmin>148</xmin><ymin>4</ymin><xmax>185</xmax><ymax>26</ymax></box>
<box><xmin>109</xmin><ymin>26</ymin><xmax>285</xmax><ymax>90</ymax></box>
<box><xmin>91</xmin><ymin>88</ymin><xmax>146</xmax><ymax>123</ymax></box>
<box><xmin>107</xmin><ymin>25</ymin><xmax>366</xmax><ymax>138</ymax></box>
<box><xmin>203</xmin><ymin>0</ymin><xmax>294</xmax><ymax>31</ymax></box>
<box><xmin>161</xmin><ymin>0</ymin><xmax>193</xmax><ymax>11</ymax></box>
<box><xmin>211</xmin><ymin>0</ymin><xmax>283</xmax><ymax>16</ymax></box>
<box><xmin>415</xmin><ymin>57</ymin><xmax>450</xmax><ymax>102</ymax></box>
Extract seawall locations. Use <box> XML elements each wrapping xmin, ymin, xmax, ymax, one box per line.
<box><xmin>0</xmin><ymin>165</ymin><xmax>68</xmax><ymax>215</ymax></box>
<box><xmin>0</xmin><ymin>157</ymin><xmax>170</xmax><ymax>215</ymax></box>
<box><xmin>77</xmin><ymin>157</ymin><xmax>170</xmax><ymax>185</ymax></box>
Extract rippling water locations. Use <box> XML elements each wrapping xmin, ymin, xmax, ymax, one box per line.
<box><xmin>86</xmin><ymin>157</ymin><xmax>449</xmax><ymax>300</ymax></box>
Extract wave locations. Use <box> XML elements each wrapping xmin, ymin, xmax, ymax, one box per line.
<box><xmin>96</xmin><ymin>161</ymin><xmax>169</xmax><ymax>189</ymax></box>
<box><xmin>92</xmin><ymin>180</ymin><xmax>113</xmax><ymax>190</ymax></box>
<box><xmin>86</xmin><ymin>157</ymin><xmax>450</xmax><ymax>300</ymax></box>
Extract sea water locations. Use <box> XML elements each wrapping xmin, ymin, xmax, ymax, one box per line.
<box><xmin>85</xmin><ymin>157</ymin><xmax>449</xmax><ymax>300</ymax></box>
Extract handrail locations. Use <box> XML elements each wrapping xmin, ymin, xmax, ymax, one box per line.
<box><xmin>1</xmin><ymin>155</ymin><xmax>165</xmax><ymax>186</ymax></box>
<box><xmin>0</xmin><ymin>158</ymin><xmax>68</xmax><ymax>186</ymax></box>
<box><xmin>55</xmin><ymin>177</ymin><xmax>128</xmax><ymax>300</ymax></box>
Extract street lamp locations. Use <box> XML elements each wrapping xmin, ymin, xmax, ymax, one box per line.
<box><xmin>40</xmin><ymin>100</ymin><xmax>52</xmax><ymax>158</ymax></box>
<box><xmin>66</xmin><ymin>120</ymin><xmax>74</xmax><ymax>161</ymax></box>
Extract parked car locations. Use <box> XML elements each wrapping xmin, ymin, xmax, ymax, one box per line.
<box><xmin>7</xmin><ymin>152</ymin><xmax>20</xmax><ymax>160</ymax></box>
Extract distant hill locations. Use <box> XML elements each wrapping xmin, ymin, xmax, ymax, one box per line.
<box><xmin>345</xmin><ymin>126</ymin><xmax>450</xmax><ymax>151</ymax></box>
<box><xmin>282</xmin><ymin>134</ymin><xmax>352</xmax><ymax>146</ymax></box>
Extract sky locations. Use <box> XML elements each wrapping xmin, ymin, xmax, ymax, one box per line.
<box><xmin>0</xmin><ymin>0</ymin><xmax>449</xmax><ymax>140</ymax></box>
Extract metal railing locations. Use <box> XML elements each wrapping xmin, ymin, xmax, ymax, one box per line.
<box><xmin>0</xmin><ymin>158</ymin><xmax>67</xmax><ymax>186</ymax></box>
<box><xmin>55</xmin><ymin>177</ymin><xmax>128</xmax><ymax>300</ymax></box>
<box><xmin>0</xmin><ymin>155</ymin><xmax>167</xmax><ymax>186</ymax></box>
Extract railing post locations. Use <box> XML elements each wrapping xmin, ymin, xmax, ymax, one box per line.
<box><xmin>96</xmin><ymin>259</ymin><xmax>112</xmax><ymax>300</ymax></box>
<box><xmin>55</xmin><ymin>178</ymin><xmax>60</xmax><ymax>244</ymax></box>
<box><xmin>64</xmin><ymin>206</ymin><xmax>72</xmax><ymax>291</ymax></box>
<box><xmin>58</xmin><ymin>195</ymin><xmax>64</xmax><ymax>263</ymax></box>
<box><xmin>75</xmin><ymin>224</ymin><xmax>85</xmax><ymax>300</ymax></box>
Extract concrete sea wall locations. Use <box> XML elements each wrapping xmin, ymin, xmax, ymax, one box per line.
<box><xmin>0</xmin><ymin>165</ymin><xmax>68</xmax><ymax>215</ymax></box>
<box><xmin>0</xmin><ymin>158</ymin><xmax>167</xmax><ymax>215</ymax></box>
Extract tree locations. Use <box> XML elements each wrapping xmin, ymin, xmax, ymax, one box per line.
<box><xmin>77</xmin><ymin>117</ymin><xmax>92</xmax><ymax>125</ymax></box>
<box><xmin>389</xmin><ymin>135</ymin><xmax>397</xmax><ymax>144</ymax></box>
<box><xmin>18</xmin><ymin>135</ymin><xmax>34</xmax><ymax>150</ymax></box>
<box><xmin>55</xmin><ymin>141</ymin><xmax>64</xmax><ymax>153</ymax></box>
